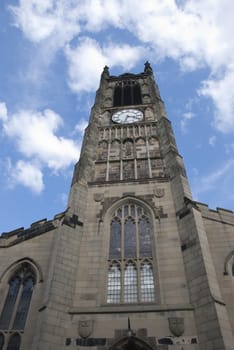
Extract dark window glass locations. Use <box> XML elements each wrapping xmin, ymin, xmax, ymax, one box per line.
<box><xmin>13</xmin><ymin>278</ymin><xmax>34</xmax><ymax>330</ymax></box>
<box><xmin>139</xmin><ymin>218</ymin><xmax>152</xmax><ymax>257</ymax></box>
<box><xmin>124</xmin><ymin>219</ymin><xmax>136</xmax><ymax>258</ymax></box>
<box><xmin>113</xmin><ymin>86</ymin><xmax>122</xmax><ymax>107</ymax></box>
<box><xmin>133</xmin><ymin>84</ymin><xmax>142</xmax><ymax>104</ymax></box>
<box><xmin>6</xmin><ymin>333</ymin><xmax>21</xmax><ymax>350</ymax></box>
<box><xmin>109</xmin><ymin>219</ymin><xmax>121</xmax><ymax>259</ymax></box>
<box><xmin>0</xmin><ymin>278</ymin><xmax>21</xmax><ymax>329</ymax></box>
<box><xmin>0</xmin><ymin>333</ymin><xmax>4</xmax><ymax>350</ymax></box>
<box><xmin>123</xmin><ymin>85</ymin><xmax>132</xmax><ymax>105</ymax></box>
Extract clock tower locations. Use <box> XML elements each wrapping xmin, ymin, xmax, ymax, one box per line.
<box><xmin>64</xmin><ymin>62</ymin><xmax>233</xmax><ymax>349</ymax></box>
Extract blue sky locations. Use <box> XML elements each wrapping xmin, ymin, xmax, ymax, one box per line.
<box><xmin>1</xmin><ymin>0</ymin><xmax>234</xmax><ymax>233</ymax></box>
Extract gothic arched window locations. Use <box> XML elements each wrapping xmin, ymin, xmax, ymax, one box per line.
<box><xmin>107</xmin><ymin>203</ymin><xmax>155</xmax><ymax>303</ymax></box>
<box><xmin>0</xmin><ymin>263</ymin><xmax>35</xmax><ymax>332</ymax></box>
<box><xmin>113</xmin><ymin>81</ymin><xmax>142</xmax><ymax>107</ymax></box>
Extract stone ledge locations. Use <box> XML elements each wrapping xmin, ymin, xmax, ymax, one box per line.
<box><xmin>69</xmin><ymin>303</ymin><xmax>194</xmax><ymax>315</ymax></box>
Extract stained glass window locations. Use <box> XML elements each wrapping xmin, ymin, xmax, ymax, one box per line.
<box><xmin>6</xmin><ymin>333</ymin><xmax>21</xmax><ymax>350</ymax></box>
<box><xmin>124</xmin><ymin>263</ymin><xmax>138</xmax><ymax>303</ymax></box>
<box><xmin>109</xmin><ymin>219</ymin><xmax>121</xmax><ymax>259</ymax></box>
<box><xmin>0</xmin><ymin>333</ymin><xmax>4</xmax><ymax>350</ymax></box>
<box><xmin>139</xmin><ymin>218</ymin><xmax>152</xmax><ymax>257</ymax></box>
<box><xmin>141</xmin><ymin>263</ymin><xmax>155</xmax><ymax>302</ymax></box>
<box><xmin>13</xmin><ymin>277</ymin><xmax>34</xmax><ymax>330</ymax></box>
<box><xmin>107</xmin><ymin>203</ymin><xmax>155</xmax><ymax>303</ymax></box>
<box><xmin>0</xmin><ymin>278</ymin><xmax>21</xmax><ymax>329</ymax></box>
<box><xmin>124</xmin><ymin>219</ymin><xmax>136</xmax><ymax>258</ymax></box>
<box><xmin>107</xmin><ymin>264</ymin><xmax>121</xmax><ymax>303</ymax></box>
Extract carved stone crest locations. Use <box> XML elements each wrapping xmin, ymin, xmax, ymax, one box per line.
<box><xmin>93</xmin><ymin>193</ymin><xmax>104</xmax><ymax>202</ymax></box>
<box><xmin>168</xmin><ymin>317</ymin><xmax>184</xmax><ymax>337</ymax></box>
<box><xmin>154</xmin><ymin>187</ymin><xmax>165</xmax><ymax>198</ymax></box>
<box><xmin>78</xmin><ymin>320</ymin><xmax>93</xmax><ymax>338</ymax></box>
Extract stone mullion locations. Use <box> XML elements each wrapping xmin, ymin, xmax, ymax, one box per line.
<box><xmin>135</xmin><ymin>206</ymin><xmax>141</xmax><ymax>302</ymax></box>
<box><xmin>120</xmin><ymin>207</ymin><xmax>125</xmax><ymax>302</ymax></box>
<box><xmin>134</xmin><ymin>139</ymin><xmax>137</xmax><ymax>179</ymax></box>
<box><xmin>106</xmin><ymin>140</ymin><xmax>111</xmax><ymax>182</ymax></box>
<box><xmin>120</xmin><ymin>132</ymin><xmax>123</xmax><ymax>180</ymax></box>
<box><xmin>145</xmin><ymin>124</ymin><xmax>152</xmax><ymax>178</ymax></box>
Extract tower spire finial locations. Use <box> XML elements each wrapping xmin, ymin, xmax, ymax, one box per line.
<box><xmin>101</xmin><ymin>65</ymin><xmax>109</xmax><ymax>80</ymax></box>
<box><xmin>144</xmin><ymin>61</ymin><xmax>153</xmax><ymax>75</ymax></box>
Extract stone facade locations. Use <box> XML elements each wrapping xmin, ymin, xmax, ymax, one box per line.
<box><xmin>0</xmin><ymin>63</ymin><xmax>233</xmax><ymax>350</ymax></box>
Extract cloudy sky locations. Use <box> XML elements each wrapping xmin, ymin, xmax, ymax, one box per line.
<box><xmin>1</xmin><ymin>0</ymin><xmax>234</xmax><ymax>233</ymax></box>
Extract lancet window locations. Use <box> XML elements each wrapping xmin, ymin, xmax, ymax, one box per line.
<box><xmin>107</xmin><ymin>203</ymin><xmax>155</xmax><ymax>303</ymax></box>
<box><xmin>0</xmin><ymin>263</ymin><xmax>35</xmax><ymax>333</ymax></box>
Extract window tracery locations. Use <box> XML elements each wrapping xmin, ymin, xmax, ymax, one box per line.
<box><xmin>107</xmin><ymin>203</ymin><xmax>155</xmax><ymax>304</ymax></box>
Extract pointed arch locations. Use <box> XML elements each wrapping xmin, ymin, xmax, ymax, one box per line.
<box><xmin>109</xmin><ymin>335</ymin><xmax>154</xmax><ymax>350</ymax></box>
<box><xmin>97</xmin><ymin>140</ymin><xmax>108</xmax><ymax>160</ymax></box>
<box><xmin>224</xmin><ymin>250</ymin><xmax>234</xmax><ymax>276</ymax></box>
<box><xmin>0</xmin><ymin>257</ymin><xmax>43</xmax><ymax>283</ymax></box>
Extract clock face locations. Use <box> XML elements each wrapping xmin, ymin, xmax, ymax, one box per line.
<box><xmin>112</xmin><ymin>109</ymin><xmax>143</xmax><ymax>124</ymax></box>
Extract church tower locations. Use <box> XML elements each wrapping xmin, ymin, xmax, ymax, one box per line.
<box><xmin>63</xmin><ymin>62</ymin><xmax>233</xmax><ymax>349</ymax></box>
<box><xmin>0</xmin><ymin>63</ymin><xmax>234</xmax><ymax>350</ymax></box>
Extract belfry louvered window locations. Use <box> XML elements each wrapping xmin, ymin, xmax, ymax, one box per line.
<box><xmin>107</xmin><ymin>203</ymin><xmax>155</xmax><ymax>303</ymax></box>
<box><xmin>113</xmin><ymin>81</ymin><xmax>142</xmax><ymax>107</ymax></box>
<box><xmin>0</xmin><ymin>263</ymin><xmax>35</xmax><ymax>334</ymax></box>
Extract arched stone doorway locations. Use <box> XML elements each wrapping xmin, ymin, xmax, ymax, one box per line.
<box><xmin>109</xmin><ymin>335</ymin><xmax>158</xmax><ymax>350</ymax></box>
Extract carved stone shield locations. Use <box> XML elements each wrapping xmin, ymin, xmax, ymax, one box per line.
<box><xmin>168</xmin><ymin>317</ymin><xmax>184</xmax><ymax>337</ymax></box>
<box><xmin>93</xmin><ymin>193</ymin><xmax>104</xmax><ymax>202</ymax></box>
<box><xmin>154</xmin><ymin>188</ymin><xmax>165</xmax><ymax>198</ymax></box>
<box><xmin>78</xmin><ymin>320</ymin><xmax>93</xmax><ymax>338</ymax></box>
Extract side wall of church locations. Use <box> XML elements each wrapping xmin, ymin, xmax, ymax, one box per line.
<box><xmin>197</xmin><ymin>203</ymin><xmax>234</xmax><ymax>335</ymax></box>
<box><xmin>0</xmin><ymin>227</ymin><xmax>57</xmax><ymax>349</ymax></box>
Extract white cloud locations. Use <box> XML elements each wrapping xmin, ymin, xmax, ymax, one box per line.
<box><xmin>0</xmin><ymin>102</ymin><xmax>8</xmax><ymax>122</ymax></box>
<box><xmin>2</xmin><ymin>108</ymin><xmax>80</xmax><ymax>171</ymax></box>
<box><xmin>209</xmin><ymin>136</ymin><xmax>216</xmax><ymax>147</ymax></box>
<box><xmin>8</xmin><ymin>160</ymin><xmax>44</xmax><ymax>194</ymax></box>
<box><xmin>180</xmin><ymin>111</ymin><xmax>195</xmax><ymax>134</ymax></box>
<box><xmin>8</xmin><ymin>0</ymin><xmax>234</xmax><ymax>133</ymax></box>
<box><xmin>199</xmin><ymin>67</ymin><xmax>234</xmax><ymax>132</ymax></box>
<box><xmin>65</xmin><ymin>37</ymin><xmax>144</xmax><ymax>93</ymax></box>
<box><xmin>74</xmin><ymin>118</ymin><xmax>89</xmax><ymax>135</ymax></box>
<box><xmin>9</xmin><ymin>0</ymin><xmax>81</xmax><ymax>46</ymax></box>
<box><xmin>192</xmin><ymin>159</ymin><xmax>234</xmax><ymax>197</ymax></box>
<box><xmin>0</xmin><ymin>104</ymin><xmax>80</xmax><ymax>193</ymax></box>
